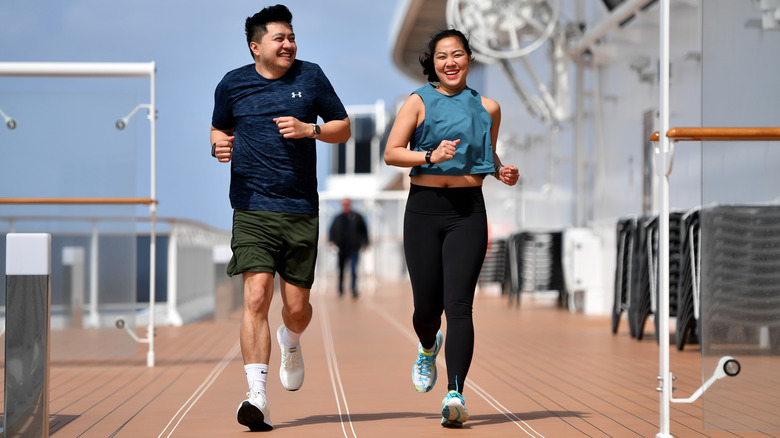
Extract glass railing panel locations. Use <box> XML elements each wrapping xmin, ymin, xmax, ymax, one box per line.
<box><xmin>0</xmin><ymin>85</ymin><xmax>144</xmax><ymax>359</ymax></box>
<box><xmin>698</xmin><ymin>0</ymin><xmax>780</xmax><ymax>429</ymax></box>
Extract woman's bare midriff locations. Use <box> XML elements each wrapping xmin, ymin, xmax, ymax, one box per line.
<box><xmin>410</xmin><ymin>174</ymin><xmax>484</xmax><ymax>188</ymax></box>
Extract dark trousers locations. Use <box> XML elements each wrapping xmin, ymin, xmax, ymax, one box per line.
<box><xmin>337</xmin><ymin>250</ymin><xmax>359</xmax><ymax>297</ymax></box>
<box><xmin>403</xmin><ymin>184</ymin><xmax>488</xmax><ymax>393</ymax></box>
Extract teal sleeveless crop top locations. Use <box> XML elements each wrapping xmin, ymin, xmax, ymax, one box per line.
<box><xmin>409</xmin><ymin>83</ymin><xmax>495</xmax><ymax>176</ymax></box>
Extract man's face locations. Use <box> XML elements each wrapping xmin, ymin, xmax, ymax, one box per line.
<box><xmin>251</xmin><ymin>22</ymin><xmax>296</xmax><ymax>76</ymax></box>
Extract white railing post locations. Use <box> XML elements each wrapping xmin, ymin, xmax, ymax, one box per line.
<box><xmin>656</xmin><ymin>0</ymin><xmax>672</xmax><ymax>436</ymax></box>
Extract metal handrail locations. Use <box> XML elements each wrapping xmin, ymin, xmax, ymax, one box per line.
<box><xmin>652</xmin><ymin>127</ymin><xmax>780</xmax><ymax>142</ymax></box>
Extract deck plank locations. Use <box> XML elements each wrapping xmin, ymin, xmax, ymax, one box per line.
<box><xmin>1</xmin><ymin>281</ymin><xmax>777</xmax><ymax>437</ymax></box>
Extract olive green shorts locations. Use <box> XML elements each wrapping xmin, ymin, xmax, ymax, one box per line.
<box><xmin>227</xmin><ymin>209</ymin><xmax>319</xmax><ymax>289</ymax></box>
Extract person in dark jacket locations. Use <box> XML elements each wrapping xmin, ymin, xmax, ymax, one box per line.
<box><xmin>328</xmin><ymin>198</ymin><xmax>369</xmax><ymax>298</ymax></box>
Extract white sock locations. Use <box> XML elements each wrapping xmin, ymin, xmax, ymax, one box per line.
<box><xmin>245</xmin><ymin>363</ymin><xmax>268</xmax><ymax>399</ymax></box>
<box><xmin>282</xmin><ymin>326</ymin><xmax>301</xmax><ymax>348</ymax></box>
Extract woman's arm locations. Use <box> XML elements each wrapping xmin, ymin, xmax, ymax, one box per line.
<box><xmin>384</xmin><ymin>94</ymin><xmax>426</xmax><ymax>168</ymax></box>
<box><xmin>482</xmin><ymin>96</ymin><xmax>519</xmax><ymax>186</ymax></box>
<box><xmin>384</xmin><ymin>94</ymin><xmax>457</xmax><ymax>168</ymax></box>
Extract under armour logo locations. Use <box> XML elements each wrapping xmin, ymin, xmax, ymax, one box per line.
<box><xmin>291</xmin><ymin>91</ymin><xmax>302</xmax><ymax>98</ymax></box>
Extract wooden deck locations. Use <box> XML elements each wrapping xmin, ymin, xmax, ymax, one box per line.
<box><xmin>2</xmin><ymin>281</ymin><xmax>778</xmax><ymax>437</ymax></box>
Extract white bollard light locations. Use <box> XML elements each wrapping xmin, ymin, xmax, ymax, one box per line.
<box><xmin>4</xmin><ymin>233</ymin><xmax>51</xmax><ymax>437</ymax></box>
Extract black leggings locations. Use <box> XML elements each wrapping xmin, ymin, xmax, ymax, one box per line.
<box><xmin>403</xmin><ymin>184</ymin><xmax>488</xmax><ymax>393</ymax></box>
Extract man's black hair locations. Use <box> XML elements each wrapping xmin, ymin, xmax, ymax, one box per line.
<box><xmin>245</xmin><ymin>4</ymin><xmax>293</xmax><ymax>58</ymax></box>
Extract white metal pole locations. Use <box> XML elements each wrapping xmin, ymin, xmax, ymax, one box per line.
<box><xmin>89</xmin><ymin>221</ymin><xmax>100</xmax><ymax>328</ymax></box>
<box><xmin>147</xmin><ymin>62</ymin><xmax>157</xmax><ymax>368</ymax></box>
<box><xmin>165</xmin><ymin>225</ymin><xmax>183</xmax><ymax>326</ymax></box>
<box><xmin>656</xmin><ymin>0</ymin><xmax>672</xmax><ymax>436</ymax></box>
<box><xmin>574</xmin><ymin>43</ymin><xmax>585</xmax><ymax>227</ymax></box>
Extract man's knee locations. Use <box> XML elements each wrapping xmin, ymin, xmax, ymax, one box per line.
<box><xmin>243</xmin><ymin>273</ymin><xmax>273</xmax><ymax>314</ymax></box>
<box><xmin>244</xmin><ymin>293</ymin><xmax>270</xmax><ymax>315</ymax></box>
<box><xmin>282</xmin><ymin>283</ymin><xmax>312</xmax><ymax>321</ymax></box>
<box><xmin>287</xmin><ymin>302</ymin><xmax>312</xmax><ymax>322</ymax></box>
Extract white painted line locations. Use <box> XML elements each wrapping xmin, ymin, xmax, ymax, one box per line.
<box><xmin>319</xmin><ymin>295</ymin><xmax>357</xmax><ymax>437</ymax></box>
<box><xmin>467</xmin><ymin>378</ymin><xmax>545</xmax><ymax>437</ymax></box>
<box><xmin>367</xmin><ymin>300</ymin><xmax>544</xmax><ymax>437</ymax></box>
<box><xmin>158</xmin><ymin>340</ymin><xmax>240</xmax><ymax>437</ymax></box>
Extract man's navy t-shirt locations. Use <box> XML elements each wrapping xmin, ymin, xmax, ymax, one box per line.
<box><xmin>212</xmin><ymin>60</ymin><xmax>348</xmax><ymax>214</ymax></box>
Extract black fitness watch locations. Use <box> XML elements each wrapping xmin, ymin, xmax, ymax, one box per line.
<box><xmin>494</xmin><ymin>164</ymin><xmax>504</xmax><ymax>178</ymax></box>
<box><xmin>425</xmin><ymin>149</ymin><xmax>433</xmax><ymax>166</ymax></box>
<box><xmin>211</xmin><ymin>142</ymin><xmax>217</xmax><ymax>158</ymax></box>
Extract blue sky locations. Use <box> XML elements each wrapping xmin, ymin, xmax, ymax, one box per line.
<box><xmin>0</xmin><ymin>0</ymin><xmax>421</xmax><ymax>230</ymax></box>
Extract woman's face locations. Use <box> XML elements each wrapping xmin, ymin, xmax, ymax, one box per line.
<box><xmin>433</xmin><ymin>36</ymin><xmax>470</xmax><ymax>93</ymax></box>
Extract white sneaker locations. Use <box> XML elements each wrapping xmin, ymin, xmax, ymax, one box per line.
<box><xmin>277</xmin><ymin>325</ymin><xmax>304</xmax><ymax>391</ymax></box>
<box><xmin>236</xmin><ymin>391</ymin><xmax>273</xmax><ymax>431</ymax></box>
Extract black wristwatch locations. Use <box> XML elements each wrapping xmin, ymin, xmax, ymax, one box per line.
<box><xmin>425</xmin><ymin>149</ymin><xmax>433</xmax><ymax>166</ymax></box>
<box><xmin>310</xmin><ymin>123</ymin><xmax>321</xmax><ymax>138</ymax></box>
<box><xmin>211</xmin><ymin>142</ymin><xmax>217</xmax><ymax>158</ymax></box>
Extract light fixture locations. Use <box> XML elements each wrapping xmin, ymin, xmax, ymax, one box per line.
<box><xmin>0</xmin><ymin>107</ymin><xmax>17</xmax><ymax>130</ymax></box>
<box><xmin>116</xmin><ymin>103</ymin><xmax>151</xmax><ymax>130</ymax></box>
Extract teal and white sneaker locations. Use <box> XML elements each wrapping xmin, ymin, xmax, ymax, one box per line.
<box><xmin>277</xmin><ymin>325</ymin><xmax>304</xmax><ymax>391</ymax></box>
<box><xmin>441</xmin><ymin>390</ymin><xmax>469</xmax><ymax>428</ymax></box>
<box><xmin>412</xmin><ymin>330</ymin><xmax>443</xmax><ymax>392</ymax></box>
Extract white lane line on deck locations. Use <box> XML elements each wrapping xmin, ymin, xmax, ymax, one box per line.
<box><xmin>467</xmin><ymin>378</ymin><xmax>545</xmax><ymax>437</ymax></box>
<box><xmin>158</xmin><ymin>340</ymin><xmax>241</xmax><ymax>438</ymax></box>
<box><xmin>319</xmin><ymin>295</ymin><xmax>358</xmax><ymax>437</ymax></box>
<box><xmin>367</xmin><ymin>299</ymin><xmax>543</xmax><ymax>437</ymax></box>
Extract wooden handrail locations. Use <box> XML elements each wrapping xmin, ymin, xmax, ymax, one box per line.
<box><xmin>651</xmin><ymin>127</ymin><xmax>780</xmax><ymax>142</ymax></box>
<box><xmin>0</xmin><ymin>197</ymin><xmax>157</xmax><ymax>205</ymax></box>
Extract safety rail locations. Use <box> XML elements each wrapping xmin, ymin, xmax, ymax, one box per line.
<box><xmin>1</xmin><ymin>196</ymin><xmax>159</xmax><ymax>367</ymax></box>
<box><xmin>652</xmin><ymin>126</ymin><xmax>780</xmax><ymax>437</ymax></box>
<box><xmin>651</xmin><ymin>127</ymin><xmax>780</xmax><ymax>142</ymax></box>
<box><xmin>0</xmin><ymin>61</ymin><xmax>158</xmax><ymax>365</ymax></box>
<box><xmin>2</xmin><ymin>211</ymin><xmax>235</xmax><ymax>347</ymax></box>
